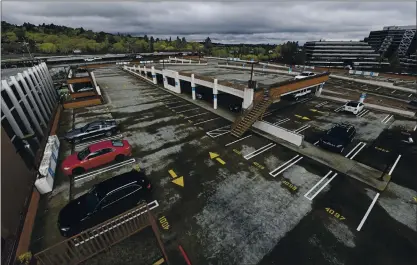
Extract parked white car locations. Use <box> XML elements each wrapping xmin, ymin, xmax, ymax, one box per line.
<box><xmin>93</xmin><ymin>57</ymin><xmax>102</xmax><ymax>60</ymax></box>
<box><xmin>343</xmin><ymin>101</ymin><xmax>364</xmax><ymax>115</ymax></box>
<box><xmin>294</xmin><ymin>71</ymin><xmax>316</xmax><ymax>80</ymax></box>
<box><xmin>84</xmin><ymin>58</ymin><xmax>95</xmax><ymax>62</ymax></box>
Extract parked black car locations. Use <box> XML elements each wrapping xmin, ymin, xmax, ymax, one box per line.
<box><xmin>407</xmin><ymin>100</ymin><xmax>417</xmax><ymax>111</ymax></box>
<box><xmin>229</xmin><ymin>104</ymin><xmax>242</xmax><ymax>112</ymax></box>
<box><xmin>318</xmin><ymin>123</ymin><xmax>356</xmax><ymax>153</ymax></box>
<box><xmin>64</xmin><ymin>120</ymin><xmax>119</xmax><ymax>144</ymax></box>
<box><xmin>58</xmin><ymin>170</ymin><xmax>152</xmax><ymax>237</ymax></box>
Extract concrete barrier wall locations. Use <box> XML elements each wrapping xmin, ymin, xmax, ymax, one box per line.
<box><xmin>218</xmin><ymin>64</ymin><xmax>299</xmax><ymax>76</ymax></box>
<box><xmin>253</xmin><ymin>121</ymin><xmax>303</xmax><ymax>146</ymax></box>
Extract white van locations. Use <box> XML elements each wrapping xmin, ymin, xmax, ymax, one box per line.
<box><xmin>290</xmin><ymin>88</ymin><xmax>312</xmax><ymax>100</ymax></box>
<box><xmin>294</xmin><ymin>71</ymin><xmax>316</xmax><ymax>80</ymax></box>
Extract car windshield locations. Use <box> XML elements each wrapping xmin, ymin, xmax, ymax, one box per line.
<box><xmin>77</xmin><ymin>147</ymin><xmax>91</xmax><ymax>160</ymax></box>
<box><xmin>300</xmin><ymin>72</ymin><xmax>310</xmax><ymax>76</ymax></box>
<box><xmin>328</xmin><ymin>126</ymin><xmax>349</xmax><ymax>137</ymax></box>
<box><xmin>346</xmin><ymin>101</ymin><xmax>359</xmax><ymax>107</ymax></box>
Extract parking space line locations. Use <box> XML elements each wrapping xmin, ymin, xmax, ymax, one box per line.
<box><xmin>304</xmin><ymin>170</ymin><xmax>334</xmax><ymax>199</ymax></box>
<box><xmin>184</xmin><ymin>113</ymin><xmax>209</xmax><ymax>119</ymax></box>
<box><xmin>243</xmin><ymin>143</ymin><xmax>276</xmax><ymax>160</ymax></box>
<box><xmin>381</xmin><ymin>114</ymin><xmax>393</xmax><ymax>124</ymax></box>
<box><xmin>273</xmin><ymin>118</ymin><xmax>290</xmax><ymax>125</ymax></box>
<box><xmin>409</xmin><ymin>94</ymin><xmax>413</xmax><ymax>98</ymax></box>
<box><xmin>388</xmin><ymin>155</ymin><xmax>402</xmax><ymax>175</ymax></box>
<box><xmin>349</xmin><ymin>142</ymin><xmax>367</xmax><ymax>159</ymax></box>
<box><xmin>74</xmin><ymin>158</ymin><xmax>136</xmax><ymax>182</ymax></box>
<box><xmin>206</xmin><ymin>125</ymin><xmax>231</xmax><ymax>138</ymax></box>
<box><xmin>305</xmin><ymin>142</ymin><xmax>367</xmax><ymax>200</ymax></box>
<box><xmin>163</xmin><ymin>100</ymin><xmax>182</xmax><ymax>104</ymax></box>
<box><xmin>375</xmin><ymin>87</ymin><xmax>380</xmax><ymax>91</ymax></box>
<box><xmin>269</xmin><ymin>155</ymin><xmax>302</xmax><ymax>177</ymax></box>
<box><xmin>334</xmin><ymin>105</ymin><xmax>344</xmax><ymax>112</ymax></box>
<box><xmin>315</xmin><ymin>101</ymin><xmax>328</xmax><ymax>108</ymax></box>
<box><xmin>391</xmin><ymin>90</ymin><xmax>396</xmax><ymax>94</ymax></box>
<box><xmin>194</xmin><ymin>117</ymin><xmax>221</xmax><ymax>125</ymax></box>
<box><xmin>307</xmin><ymin>172</ymin><xmax>338</xmax><ymax>200</ymax></box>
<box><xmin>356</xmin><ymin>193</ymin><xmax>380</xmax><ymax>231</ymax></box>
<box><xmin>225</xmin><ymin>135</ymin><xmax>252</xmax><ymax>146</ymax></box>
<box><xmin>413</xmin><ymin>125</ymin><xmax>417</xmax><ymax>131</ymax></box>
<box><xmin>345</xmin><ymin>142</ymin><xmax>365</xmax><ymax>158</ymax></box>
<box><xmin>314</xmin><ymin>140</ymin><xmax>319</xmax><ymax>145</ymax></box>
<box><xmin>171</xmin><ymin>104</ymin><xmax>191</xmax><ymax>109</ymax></box>
<box><xmin>294</xmin><ymin>124</ymin><xmax>311</xmax><ymax>133</ymax></box>
<box><xmin>74</xmin><ymin>134</ymin><xmax>124</xmax><ymax>149</ymax></box>
<box><xmin>176</xmin><ymin>108</ymin><xmax>199</xmax><ymax>114</ymax></box>
<box><xmin>357</xmin><ymin>109</ymin><xmax>369</xmax><ymax>118</ymax></box>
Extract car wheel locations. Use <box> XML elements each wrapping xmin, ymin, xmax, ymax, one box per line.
<box><xmin>105</xmin><ymin>131</ymin><xmax>112</xmax><ymax>137</ymax></box>
<box><xmin>72</xmin><ymin>167</ymin><xmax>85</xmax><ymax>175</ymax></box>
<box><xmin>115</xmin><ymin>154</ymin><xmax>125</xmax><ymax>162</ymax></box>
<box><xmin>73</xmin><ymin>138</ymin><xmax>80</xmax><ymax>144</ymax></box>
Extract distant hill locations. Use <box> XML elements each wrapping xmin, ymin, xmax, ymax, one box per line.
<box><xmin>1</xmin><ymin>21</ymin><xmax>305</xmax><ymax>64</ymax></box>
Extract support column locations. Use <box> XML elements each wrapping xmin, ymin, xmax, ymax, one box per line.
<box><xmin>138</xmin><ymin>65</ymin><xmax>142</xmax><ymax>75</ymax></box>
<box><xmin>191</xmin><ymin>74</ymin><xmax>196</xmax><ymax>100</ymax></box>
<box><xmin>133</xmin><ymin>65</ymin><xmax>136</xmax><ymax>72</ymax></box>
<box><xmin>242</xmin><ymin>87</ymin><xmax>254</xmax><ymax>109</ymax></box>
<box><xmin>143</xmin><ymin>65</ymin><xmax>147</xmax><ymax>77</ymax></box>
<box><xmin>151</xmin><ymin>66</ymin><xmax>157</xmax><ymax>84</ymax></box>
<box><xmin>315</xmin><ymin>83</ymin><xmax>324</xmax><ymax>96</ymax></box>
<box><xmin>175</xmin><ymin>71</ymin><xmax>181</xmax><ymax>93</ymax></box>
<box><xmin>213</xmin><ymin>79</ymin><xmax>218</xmax><ymax>109</ymax></box>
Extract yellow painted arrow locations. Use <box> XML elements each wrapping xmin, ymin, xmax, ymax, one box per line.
<box><xmin>168</xmin><ymin>169</ymin><xmax>177</xmax><ymax>178</ymax></box>
<box><xmin>302</xmin><ymin>117</ymin><xmax>310</xmax><ymax>120</ymax></box>
<box><xmin>310</xmin><ymin>109</ymin><xmax>318</xmax><ymax>112</ymax></box>
<box><xmin>172</xmin><ymin>176</ymin><xmax>184</xmax><ymax>187</ymax></box>
<box><xmin>209</xmin><ymin>152</ymin><xmax>219</xmax><ymax>159</ymax></box>
<box><xmin>413</xmin><ymin>197</ymin><xmax>417</xmax><ymax>202</ymax></box>
<box><xmin>295</xmin><ymin>114</ymin><xmax>302</xmax><ymax>118</ymax></box>
<box><xmin>216</xmin><ymin>158</ymin><xmax>226</xmax><ymax>165</ymax></box>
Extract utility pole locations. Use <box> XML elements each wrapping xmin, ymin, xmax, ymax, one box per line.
<box><xmin>23</xmin><ymin>39</ymin><xmax>35</xmax><ymax>66</ymax></box>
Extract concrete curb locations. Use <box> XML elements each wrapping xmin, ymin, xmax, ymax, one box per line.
<box><xmin>122</xmin><ymin>67</ymin><xmax>390</xmax><ymax>191</ymax></box>
<box><xmin>319</xmin><ymin>94</ymin><xmax>416</xmax><ymax>117</ymax></box>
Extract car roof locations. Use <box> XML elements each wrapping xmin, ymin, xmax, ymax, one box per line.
<box><xmin>331</xmin><ymin>123</ymin><xmax>354</xmax><ymax>130</ymax></box>
<box><xmin>95</xmin><ymin>170</ymin><xmax>146</xmax><ymax>195</ymax></box>
<box><xmin>87</xmin><ymin>140</ymin><xmax>123</xmax><ymax>152</ymax></box>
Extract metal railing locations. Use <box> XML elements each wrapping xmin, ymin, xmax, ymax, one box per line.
<box><xmin>34</xmin><ymin>201</ymin><xmax>167</xmax><ymax>265</ymax></box>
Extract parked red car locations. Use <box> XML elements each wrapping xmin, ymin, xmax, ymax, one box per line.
<box><xmin>61</xmin><ymin>139</ymin><xmax>132</xmax><ymax>176</ymax></box>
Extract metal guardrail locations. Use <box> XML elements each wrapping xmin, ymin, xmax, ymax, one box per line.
<box><xmin>34</xmin><ymin>200</ymin><xmax>166</xmax><ymax>265</ymax></box>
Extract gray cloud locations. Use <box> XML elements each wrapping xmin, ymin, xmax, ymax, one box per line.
<box><xmin>2</xmin><ymin>1</ymin><xmax>415</xmax><ymax>44</ymax></box>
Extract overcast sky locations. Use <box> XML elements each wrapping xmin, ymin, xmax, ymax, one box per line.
<box><xmin>1</xmin><ymin>1</ymin><xmax>416</xmax><ymax>44</ymax></box>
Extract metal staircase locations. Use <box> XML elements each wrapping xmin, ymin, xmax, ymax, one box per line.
<box><xmin>230</xmin><ymin>98</ymin><xmax>272</xmax><ymax>137</ymax></box>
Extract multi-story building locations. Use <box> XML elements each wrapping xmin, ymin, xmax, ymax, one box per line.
<box><xmin>304</xmin><ymin>40</ymin><xmax>387</xmax><ymax>69</ymax></box>
<box><xmin>366</xmin><ymin>26</ymin><xmax>417</xmax><ymax>58</ymax></box>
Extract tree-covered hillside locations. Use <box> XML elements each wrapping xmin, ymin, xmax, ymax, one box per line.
<box><xmin>1</xmin><ymin>21</ymin><xmax>305</xmax><ymax>64</ymax></box>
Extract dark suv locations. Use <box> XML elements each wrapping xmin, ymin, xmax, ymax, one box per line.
<box><xmin>318</xmin><ymin>123</ymin><xmax>356</xmax><ymax>153</ymax></box>
<box><xmin>57</xmin><ymin>170</ymin><xmax>152</xmax><ymax>237</ymax></box>
<box><xmin>64</xmin><ymin>120</ymin><xmax>119</xmax><ymax>144</ymax></box>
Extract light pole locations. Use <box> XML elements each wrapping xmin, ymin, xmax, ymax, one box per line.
<box><xmin>23</xmin><ymin>39</ymin><xmax>35</xmax><ymax>66</ymax></box>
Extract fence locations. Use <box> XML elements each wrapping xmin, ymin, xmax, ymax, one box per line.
<box><xmin>34</xmin><ymin>201</ymin><xmax>168</xmax><ymax>265</ymax></box>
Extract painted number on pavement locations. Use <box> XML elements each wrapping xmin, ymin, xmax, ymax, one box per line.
<box><xmin>325</xmin><ymin>208</ymin><xmax>346</xmax><ymax>221</ymax></box>
<box><xmin>253</xmin><ymin>162</ymin><xmax>265</xmax><ymax>170</ymax></box>
<box><xmin>282</xmin><ymin>179</ymin><xmax>298</xmax><ymax>192</ymax></box>
<box><xmin>159</xmin><ymin>216</ymin><xmax>170</xmax><ymax>230</ymax></box>
<box><xmin>233</xmin><ymin>149</ymin><xmax>241</xmax><ymax>155</ymax></box>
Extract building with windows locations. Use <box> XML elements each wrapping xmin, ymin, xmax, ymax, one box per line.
<box><xmin>366</xmin><ymin>25</ymin><xmax>417</xmax><ymax>59</ymax></box>
<box><xmin>304</xmin><ymin>40</ymin><xmax>388</xmax><ymax>69</ymax></box>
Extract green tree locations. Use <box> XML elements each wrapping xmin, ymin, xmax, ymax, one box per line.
<box><xmin>5</xmin><ymin>32</ymin><xmax>18</xmax><ymax>42</ymax></box>
<box><xmin>38</xmin><ymin>42</ymin><xmax>57</xmax><ymax>53</ymax></box>
<box><xmin>112</xmin><ymin>42</ymin><xmax>125</xmax><ymax>53</ymax></box>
